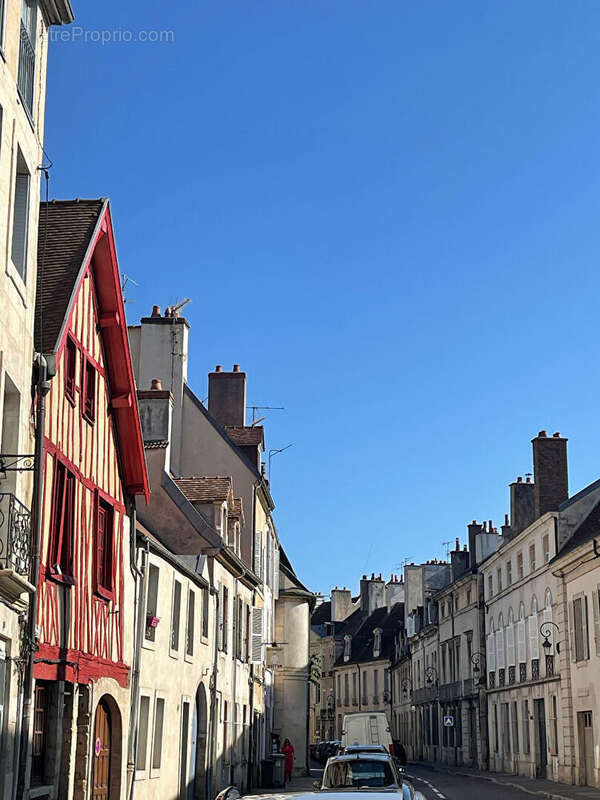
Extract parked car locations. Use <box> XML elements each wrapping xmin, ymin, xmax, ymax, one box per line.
<box><xmin>315</xmin><ymin>753</ymin><xmax>426</xmax><ymax>799</ymax></box>
<box><xmin>317</xmin><ymin>739</ymin><xmax>341</xmax><ymax>763</ymax></box>
<box><xmin>341</xmin><ymin>745</ymin><xmax>387</xmax><ymax>755</ymax></box>
<box><xmin>341</xmin><ymin>712</ymin><xmax>393</xmax><ymax>754</ymax></box>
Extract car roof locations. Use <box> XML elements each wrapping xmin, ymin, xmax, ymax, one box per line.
<box><xmin>326</xmin><ymin>753</ymin><xmax>392</xmax><ymax>763</ymax></box>
<box><xmin>345</xmin><ymin>746</ymin><xmax>386</xmax><ymax>751</ymax></box>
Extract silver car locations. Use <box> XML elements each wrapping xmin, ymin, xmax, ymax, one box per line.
<box><xmin>317</xmin><ymin>753</ymin><xmax>425</xmax><ymax>799</ymax></box>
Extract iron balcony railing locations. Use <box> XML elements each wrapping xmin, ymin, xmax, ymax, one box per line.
<box><xmin>18</xmin><ymin>20</ymin><xmax>36</xmax><ymax>117</ymax></box>
<box><xmin>0</xmin><ymin>493</ymin><xmax>31</xmax><ymax>577</ymax></box>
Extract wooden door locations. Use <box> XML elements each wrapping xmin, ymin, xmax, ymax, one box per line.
<box><xmin>92</xmin><ymin>701</ymin><xmax>112</xmax><ymax>800</ymax></box>
<box><xmin>534</xmin><ymin>699</ymin><xmax>547</xmax><ymax>777</ymax></box>
<box><xmin>580</xmin><ymin>711</ymin><xmax>594</xmax><ymax>786</ymax></box>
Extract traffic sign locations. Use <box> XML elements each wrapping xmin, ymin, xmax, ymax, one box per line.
<box><xmin>443</xmin><ymin>715</ymin><xmax>454</xmax><ymax>727</ymax></box>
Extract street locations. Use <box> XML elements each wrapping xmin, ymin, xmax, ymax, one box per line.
<box><xmin>407</xmin><ymin>765</ymin><xmax>526</xmax><ymax>800</ymax></box>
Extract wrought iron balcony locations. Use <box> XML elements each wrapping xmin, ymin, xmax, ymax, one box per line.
<box><xmin>0</xmin><ymin>493</ymin><xmax>31</xmax><ymax>576</ymax></box>
<box><xmin>0</xmin><ymin>493</ymin><xmax>33</xmax><ymax>607</ymax></box>
<box><xmin>18</xmin><ymin>21</ymin><xmax>36</xmax><ymax>117</ymax></box>
<box><xmin>439</xmin><ymin>680</ymin><xmax>462</xmax><ymax>701</ymax></box>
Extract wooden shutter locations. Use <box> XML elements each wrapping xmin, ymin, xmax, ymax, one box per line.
<box><xmin>507</xmin><ymin>623</ymin><xmax>515</xmax><ymax>667</ymax></box>
<box><xmin>593</xmin><ymin>587</ymin><xmax>600</xmax><ymax>658</ymax></box>
<box><xmin>517</xmin><ymin>619</ymin><xmax>526</xmax><ymax>663</ymax></box>
<box><xmin>528</xmin><ymin>612</ymin><xmax>539</xmax><ymax>659</ymax></box>
<box><xmin>486</xmin><ymin>632</ymin><xmax>496</xmax><ymax>672</ymax></box>
<box><xmin>96</xmin><ymin>502</ymin><xmax>106</xmax><ymax>589</ymax></box>
<box><xmin>496</xmin><ymin>628</ymin><xmax>505</xmax><ymax>670</ymax></box>
<box><xmin>254</xmin><ymin>531</ymin><xmax>262</xmax><ymax>580</ymax></box>
<box><xmin>569</xmin><ymin>600</ymin><xmax>576</xmax><ymax>662</ymax></box>
<box><xmin>251</xmin><ymin>607</ymin><xmax>263</xmax><ymax>663</ymax></box>
<box><xmin>11</xmin><ymin>172</ymin><xmax>30</xmax><ymax>279</ymax></box>
<box><xmin>274</xmin><ymin>547</ymin><xmax>280</xmax><ymax>599</ymax></box>
<box><xmin>218</xmin><ymin>584</ymin><xmax>224</xmax><ymax>650</ymax></box>
<box><xmin>582</xmin><ymin>596</ymin><xmax>590</xmax><ymax>660</ymax></box>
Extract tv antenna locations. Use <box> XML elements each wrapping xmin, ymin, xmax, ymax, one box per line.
<box><xmin>247</xmin><ymin>405</ymin><xmax>284</xmax><ymax>424</ymax></box>
<box><xmin>166</xmin><ymin>298</ymin><xmax>191</xmax><ymax>318</ymax></box>
<box><xmin>121</xmin><ymin>273</ymin><xmax>139</xmax><ymax>304</ymax></box>
<box><xmin>442</xmin><ymin>541</ymin><xmax>453</xmax><ymax>560</ymax></box>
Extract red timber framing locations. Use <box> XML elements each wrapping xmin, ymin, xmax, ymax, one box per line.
<box><xmin>35</xmin><ymin>200</ymin><xmax>149</xmax><ymax>688</ymax></box>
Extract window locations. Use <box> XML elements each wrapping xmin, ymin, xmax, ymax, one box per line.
<box><xmin>171</xmin><ymin>580</ymin><xmax>182</xmax><ymax>652</ymax></box>
<box><xmin>186</xmin><ymin>589</ymin><xmax>195</xmax><ymax>657</ymax></box>
<box><xmin>571</xmin><ymin>596</ymin><xmax>589</xmax><ymax>662</ymax></box>
<box><xmin>32</xmin><ymin>682</ymin><xmax>49</xmax><ymax>784</ymax></box>
<box><xmin>344</xmin><ymin>635</ymin><xmax>352</xmax><ymax>661</ymax></box>
<box><xmin>522</xmin><ymin>700</ymin><xmax>530</xmax><ymax>753</ymax></box>
<box><xmin>136</xmin><ymin>694</ymin><xmax>151</xmax><ymax>772</ymax></box>
<box><xmin>202</xmin><ymin>586</ymin><xmax>209</xmax><ymax>639</ymax></box>
<box><xmin>362</xmin><ymin>670</ymin><xmax>367</xmax><ymax>700</ymax></box>
<box><xmin>517</xmin><ymin>551</ymin><xmax>524</xmax><ymax>580</ymax></box>
<box><xmin>221</xmin><ymin>586</ymin><xmax>229</xmax><ymax>653</ymax></box>
<box><xmin>245</xmin><ymin>604</ymin><xmax>251</xmax><ymax>661</ymax></box>
<box><xmin>543</xmin><ymin>533</ymin><xmax>550</xmax><ymax>563</ymax></box>
<box><xmin>95</xmin><ymin>497</ymin><xmax>113</xmax><ymax>596</ymax></box>
<box><xmin>373</xmin><ymin>628</ymin><xmax>382</xmax><ymax>658</ymax></box>
<box><xmin>337</xmin><ymin>674</ymin><xmax>341</xmax><ymax>701</ymax></box>
<box><xmin>493</xmin><ymin>704</ymin><xmax>499</xmax><ymax>752</ymax></box>
<box><xmin>454</xmin><ymin>594</ymin><xmax>459</xmax><ymax>611</ymax></box>
<box><xmin>1</xmin><ymin>373</ymin><xmax>20</xmax><ymax>495</ymax></box>
<box><xmin>352</xmin><ymin>673</ymin><xmax>357</xmax><ymax>704</ymax></box>
<box><xmin>488</xmin><ymin>574</ymin><xmax>493</xmax><ymax>598</ymax></box>
<box><xmin>0</xmin><ymin>2</ymin><xmax>6</xmax><ymax>52</ymax></box>
<box><xmin>49</xmin><ymin>459</ymin><xmax>75</xmax><ymax>580</ymax></box>
<box><xmin>64</xmin><ymin>337</ymin><xmax>77</xmax><ymax>402</ymax></box>
<box><xmin>506</xmin><ymin>560</ymin><xmax>512</xmax><ymax>586</ymax></box>
<box><xmin>83</xmin><ymin>358</ymin><xmax>96</xmax><ymax>422</ymax></box>
<box><xmin>18</xmin><ymin>0</ymin><xmax>37</xmax><ymax>116</ymax></box>
<box><xmin>466</xmin><ymin>587</ymin><xmax>471</xmax><ymax>605</ymax></box>
<box><xmin>373</xmin><ymin>669</ymin><xmax>379</xmax><ymax>702</ymax></box>
<box><xmin>529</xmin><ymin>543</ymin><xmax>536</xmax><ymax>572</ymax></box>
<box><xmin>251</xmin><ymin>606</ymin><xmax>263</xmax><ymax>663</ymax></box>
<box><xmin>236</xmin><ymin>597</ymin><xmax>244</xmax><ymax>659</ymax></box>
<box><xmin>511</xmin><ymin>701</ymin><xmax>519</xmax><ymax>754</ymax></box>
<box><xmin>145</xmin><ymin>564</ymin><xmax>160</xmax><ymax>642</ymax></box>
<box><xmin>344</xmin><ymin>674</ymin><xmax>349</xmax><ymax>705</ymax></box>
<box><xmin>497</xmin><ymin>567</ymin><xmax>503</xmax><ymax>593</ymax></box>
<box><xmin>152</xmin><ymin>696</ymin><xmax>165</xmax><ymax>773</ymax></box>
<box><xmin>11</xmin><ymin>150</ymin><xmax>30</xmax><ymax>280</ymax></box>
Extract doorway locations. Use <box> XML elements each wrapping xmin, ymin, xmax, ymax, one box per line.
<box><xmin>469</xmin><ymin>703</ymin><xmax>478</xmax><ymax>766</ymax></box>
<box><xmin>577</xmin><ymin>711</ymin><xmax>594</xmax><ymax>786</ymax></box>
<box><xmin>534</xmin><ymin>699</ymin><xmax>547</xmax><ymax>778</ymax></box>
<box><xmin>192</xmin><ymin>684</ymin><xmax>209</xmax><ymax>800</ymax></box>
<box><xmin>92</xmin><ymin>700</ymin><xmax>112</xmax><ymax>800</ymax></box>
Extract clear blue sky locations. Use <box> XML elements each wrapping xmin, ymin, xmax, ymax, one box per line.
<box><xmin>45</xmin><ymin>1</ymin><xmax>600</xmax><ymax>597</ymax></box>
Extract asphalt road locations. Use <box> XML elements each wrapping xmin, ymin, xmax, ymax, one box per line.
<box><xmin>407</xmin><ymin>764</ymin><xmax>534</xmax><ymax>800</ymax></box>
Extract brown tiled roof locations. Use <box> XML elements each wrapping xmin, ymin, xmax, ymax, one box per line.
<box><xmin>225</xmin><ymin>426</ymin><xmax>265</xmax><ymax>448</ymax></box>
<box><xmin>35</xmin><ymin>199</ymin><xmax>106</xmax><ymax>353</ymax></box>
<box><xmin>175</xmin><ymin>477</ymin><xmax>233</xmax><ymax>504</ymax></box>
<box><xmin>144</xmin><ymin>440</ymin><xmax>169</xmax><ymax>450</ymax></box>
<box><xmin>229</xmin><ymin>497</ymin><xmax>244</xmax><ymax>520</ymax></box>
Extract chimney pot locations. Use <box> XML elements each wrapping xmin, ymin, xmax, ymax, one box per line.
<box><xmin>553</xmin><ymin>432</ymin><xmax>561</xmax><ymax>438</ymax></box>
<box><xmin>151</xmin><ymin>305</ymin><xmax>161</xmax><ymax>317</ymax></box>
<box><xmin>233</xmin><ymin>364</ymin><xmax>241</xmax><ymax>372</ymax></box>
<box><xmin>489</xmin><ymin>519</ymin><xmax>493</xmax><ymax>530</ymax></box>
<box><xmin>215</xmin><ymin>365</ymin><xmax>222</xmax><ymax>372</ymax></box>
<box><xmin>538</xmin><ymin>430</ymin><xmax>547</xmax><ymax>437</ymax></box>
<box><xmin>455</xmin><ymin>537</ymin><xmax>460</xmax><ymax>550</ymax></box>
<box><xmin>151</xmin><ymin>379</ymin><xmax>162</xmax><ymax>390</ymax></box>
<box><xmin>505</xmin><ymin>513</ymin><xmax>509</xmax><ymax>525</ymax></box>
<box><xmin>526</xmin><ymin>476</ymin><xmax>532</xmax><ymax>483</ymax></box>
<box><xmin>517</xmin><ymin>476</ymin><xmax>523</xmax><ymax>483</ymax></box>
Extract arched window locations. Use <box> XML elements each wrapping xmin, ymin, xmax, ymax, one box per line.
<box><xmin>496</xmin><ymin>613</ymin><xmax>505</xmax><ymax>670</ymax></box>
<box><xmin>518</xmin><ymin>602</ymin><xmax>526</xmax><ymax>663</ymax></box>
<box><xmin>487</xmin><ymin>618</ymin><xmax>496</xmax><ymax>673</ymax></box>
<box><xmin>507</xmin><ymin>608</ymin><xmax>515</xmax><ymax>667</ymax></box>
<box><xmin>529</xmin><ymin>595</ymin><xmax>539</xmax><ymax>660</ymax></box>
<box><xmin>373</xmin><ymin>628</ymin><xmax>383</xmax><ymax>659</ymax></box>
<box><xmin>344</xmin><ymin>635</ymin><xmax>352</xmax><ymax>662</ymax></box>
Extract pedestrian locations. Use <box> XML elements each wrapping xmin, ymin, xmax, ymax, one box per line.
<box><xmin>281</xmin><ymin>738</ymin><xmax>295</xmax><ymax>783</ymax></box>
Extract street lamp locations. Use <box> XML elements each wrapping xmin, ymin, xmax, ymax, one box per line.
<box><xmin>540</xmin><ymin>621</ymin><xmax>560</xmax><ymax>654</ymax></box>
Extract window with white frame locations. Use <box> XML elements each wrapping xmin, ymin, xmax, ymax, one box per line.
<box><xmin>529</xmin><ymin>542</ymin><xmax>536</xmax><ymax>573</ymax></box>
<box><xmin>570</xmin><ymin>594</ymin><xmax>589</xmax><ymax>662</ymax></box>
<box><xmin>488</xmin><ymin>574</ymin><xmax>493</xmax><ymax>599</ymax></box>
<box><xmin>136</xmin><ymin>693</ymin><xmax>151</xmax><ymax>777</ymax></box>
<box><xmin>11</xmin><ymin>149</ymin><xmax>30</xmax><ymax>281</ymax></box>
<box><xmin>171</xmin><ymin>579</ymin><xmax>182</xmax><ymax>653</ymax></box>
<box><xmin>186</xmin><ymin>588</ymin><xmax>195</xmax><ymax>658</ymax></box>
<box><xmin>506</xmin><ymin>559</ymin><xmax>512</xmax><ymax>586</ymax></box>
<box><xmin>497</xmin><ymin>567</ymin><xmax>503</xmax><ymax>594</ymax></box>
<box><xmin>18</xmin><ymin>1</ymin><xmax>37</xmax><ymax>118</ymax></box>
<box><xmin>517</xmin><ymin>551</ymin><xmax>524</xmax><ymax>580</ymax></box>
<box><xmin>543</xmin><ymin>533</ymin><xmax>550</xmax><ymax>564</ymax></box>
<box><xmin>151</xmin><ymin>695</ymin><xmax>165</xmax><ymax>776</ymax></box>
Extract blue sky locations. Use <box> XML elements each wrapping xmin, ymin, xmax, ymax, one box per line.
<box><xmin>45</xmin><ymin>1</ymin><xmax>600</xmax><ymax>597</ymax></box>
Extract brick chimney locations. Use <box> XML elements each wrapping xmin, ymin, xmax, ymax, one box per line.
<box><xmin>208</xmin><ymin>365</ymin><xmax>246</xmax><ymax>427</ymax></box>
<box><xmin>509</xmin><ymin>475</ymin><xmax>536</xmax><ymax>536</ymax></box>
<box><xmin>532</xmin><ymin>431</ymin><xmax>568</xmax><ymax>518</ymax></box>
<box><xmin>467</xmin><ymin>520</ymin><xmax>482</xmax><ymax>571</ymax></box>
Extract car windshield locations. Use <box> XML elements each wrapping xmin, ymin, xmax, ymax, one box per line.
<box><xmin>322</xmin><ymin>759</ymin><xmax>397</xmax><ymax>789</ymax></box>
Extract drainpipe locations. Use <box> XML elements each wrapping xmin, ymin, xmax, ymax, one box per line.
<box><xmin>231</xmin><ymin>578</ymin><xmax>239</xmax><ymax>787</ymax></box>
<box><xmin>127</xmin><ymin>510</ymin><xmax>147</xmax><ymax>800</ymax></box>
<box><xmin>207</xmin><ymin>577</ymin><xmax>220</xmax><ymax>800</ymax></box>
<box><xmin>17</xmin><ymin>354</ymin><xmax>51</xmax><ymax>800</ymax></box>
<box><xmin>247</xmin><ymin>589</ymin><xmax>256</xmax><ymax>791</ymax></box>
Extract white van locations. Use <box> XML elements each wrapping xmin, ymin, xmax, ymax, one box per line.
<box><xmin>341</xmin><ymin>712</ymin><xmax>393</xmax><ymax>753</ymax></box>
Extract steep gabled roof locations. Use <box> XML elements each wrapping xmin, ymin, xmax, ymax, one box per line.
<box><xmin>555</xmin><ymin>500</ymin><xmax>600</xmax><ymax>559</ymax></box>
<box><xmin>334</xmin><ymin>603</ymin><xmax>404</xmax><ymax>667</ymax></box>
<box><xmin>35</xmin><ymin>199</ymin><xmax>149</xmax><ymax>499</ymax></box>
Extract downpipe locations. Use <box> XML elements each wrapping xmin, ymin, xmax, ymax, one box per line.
<box><xmin>16</xmin><ymin>354</ymin><xmax>51</xmax><ymax>799</ymax></box>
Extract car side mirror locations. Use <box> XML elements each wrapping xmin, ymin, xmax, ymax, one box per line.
<box><xmin>215</xmin><ymin>788</ymin><xmax>240</xmax><ymax>800</ymax></box>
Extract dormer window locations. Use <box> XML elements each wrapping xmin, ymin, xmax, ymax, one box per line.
<box><xmin>373</xmin><ymin>627</ymin><xmax>382</xmax><ymax>659</ymax></box>
<box><xmin>343</xmin><ymin>634</ymin><xmax>352</xmax><ymax>662</ymax></box>
<box><xmin>221</xmin><ymin>506</ymin><xmax>228</xmax><ymax>541</ymax></box>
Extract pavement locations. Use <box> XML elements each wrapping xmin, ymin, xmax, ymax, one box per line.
<box><xmin>408</xmin><ymin>762</ymin><xmax>600</xmax><ymax>800</ymax></box>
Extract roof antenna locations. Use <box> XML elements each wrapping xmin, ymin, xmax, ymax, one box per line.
<box><xmin>166</xmin><ymin>298</ymin><xmax>191</xmax><ymax>318</ymax></box>
<box><xmin>121</xmin><ymin>273</ymin><xmax>139</xmax><ymax>304</ymax></box>
<box><xmin>247</xmin><ymin>404</ymin><xmax>285</xmax><ymax>424</ymax></box>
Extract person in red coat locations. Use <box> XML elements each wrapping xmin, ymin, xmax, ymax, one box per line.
<box><xmin>281</xmin><ymin>738</ymin><xmax>295</xmax><ymax>783</ymax></box>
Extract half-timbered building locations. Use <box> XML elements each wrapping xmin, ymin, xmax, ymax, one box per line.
<box><xmin>32</xmin><ymin>199</ymin><xmax>149</xmax><ymax>799</ymax></box>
